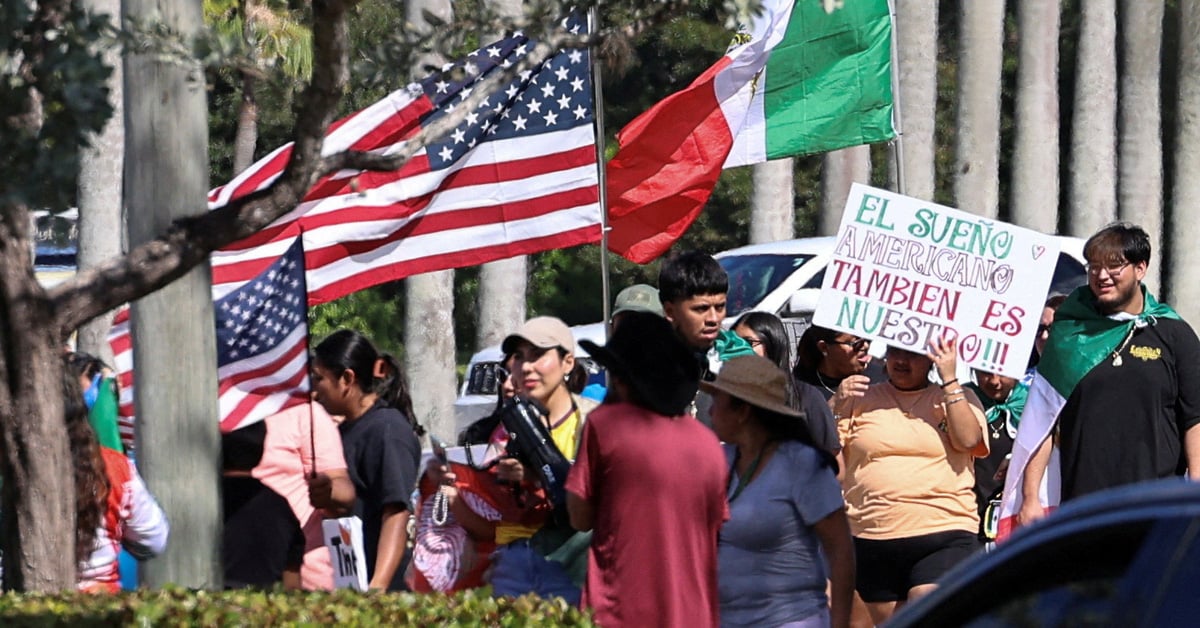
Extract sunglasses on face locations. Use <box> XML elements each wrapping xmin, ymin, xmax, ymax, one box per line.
<box><xmin>829</xmin><ymin>338</ymin><xmax>870</xmax><ymax>353</ymax></box>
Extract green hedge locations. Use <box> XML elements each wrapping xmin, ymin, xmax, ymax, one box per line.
<box><xmin>0</xmin><ymin>587</ymin><xmax>594</xmax><ymax>627</ymax></box>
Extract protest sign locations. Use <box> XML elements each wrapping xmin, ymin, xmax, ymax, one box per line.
<box><xmin>812</xmin><ymin>183</ymin><xmax>1059</xmax><ymax>379</ymax></box>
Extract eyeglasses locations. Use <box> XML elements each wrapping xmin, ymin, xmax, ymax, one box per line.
<box><xmin>738</xmin><ymin>336</ymin><xmax>763</xmax><ymax>347</ymax></box>
<box><xmin>1085</xmin><ymin>261</ymin><xmax>1131</xmax><ymax>277</ymax></box>
<box><xmin>829</xmin><ymin>338</ymin><xmax>870</xmax><ymax>353</ymax></box>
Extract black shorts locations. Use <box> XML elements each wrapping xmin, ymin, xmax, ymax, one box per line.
<box><xmin>854</xmin><ymin>530</ymin><xmax>981</xmax><ymax>603</ymax></box>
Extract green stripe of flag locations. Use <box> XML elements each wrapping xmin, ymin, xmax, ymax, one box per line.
<box><xmin>763</xmin><ymin>0</ymin><xmax>895</xmax><ymax>159</ymax></box>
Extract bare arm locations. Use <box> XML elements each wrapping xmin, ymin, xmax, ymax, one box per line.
<box><xmin>368</xmin><ymin>505</ymin><xmax>409</xmax><ymax>590</ymax></box>
<box><xmin>307</xmin><ymin>472</ymin><xmax>355</xmax><ymax>518</ymax></box>
<box><xmin>1186</xmin><ymin>423</ymin><xmax>1200</xmax><ymax>480</ymax></box>
<box><xmin>282</xmin><ymin>568</ymin><xmax>302</xmax><ymax>590</ymax></box>
<box><xmin>1018</xmin><ymin>433</ymin><xmax>1053</xmax><ymax>527</ymax></box>
<box><xmin>928</xmin><ymin>336</ymin><xmax>984</xmax><ymax>453</ymax></box>
<box><xmin>813</xmin><ymin>508</ymin><xmax>855</xmax><ymax>628</ymax></box>
<box><xmin>566</xmin><ymin>490</ymin><xmax>593</xmax><ymax>532</ymax></box>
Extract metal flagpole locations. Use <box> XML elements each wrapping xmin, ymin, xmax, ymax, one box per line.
<box><xmin>589</xmin><ymin>5</ymin><xmax>613</xmax><ymax>341</ymax></box>
<box><xmin>887</xmin><ymin>0</ymin><xmax>907</xmax><ymax>196</ymax></box>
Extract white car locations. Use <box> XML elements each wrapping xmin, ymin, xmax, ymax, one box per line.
<box><xmin>454</xmin><ymin>235</ymin><xmax>1088</xmax><ymax>432</ymax></box>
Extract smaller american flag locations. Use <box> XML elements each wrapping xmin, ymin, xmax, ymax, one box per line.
<box><xmin>215</xmin><ymin>237</ymin><xmax>310</xmax><ymax>433</ymax></box>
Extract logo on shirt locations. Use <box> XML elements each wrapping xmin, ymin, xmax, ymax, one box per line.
<box><xmin>1129</xmin><ymin>345</ymin><xmax>1162</xmax><ymax>362</ymax></box>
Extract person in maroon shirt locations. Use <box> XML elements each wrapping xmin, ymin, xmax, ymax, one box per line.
<box><xmin>566</xmin><ymin>312</ymin><xmax>728</xmax><ymax>628</ymax></box>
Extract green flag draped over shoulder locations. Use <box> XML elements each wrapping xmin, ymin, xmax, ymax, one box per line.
<box><xmin>759</xmin><ymin>0</ymin><xmax>895</xmax><ymax>160</ymax></box>
<box><xmin>1037</xmin><ymin>285</ymin><xmax>1179</xmax><ymax>398</ymax></box>
<box><xmin>89</xmin><ymin>377</ymin><xmax>125</xmax><ymax>453</ymax></box>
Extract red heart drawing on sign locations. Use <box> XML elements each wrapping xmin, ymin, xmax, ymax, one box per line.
<box><xmin>1032</xmin><ymin>245</ymin><xmax>1045</xmax><ymax>260</ymax></box>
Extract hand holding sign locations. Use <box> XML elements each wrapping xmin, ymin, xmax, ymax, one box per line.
<box><xmin>927</xmin><ymin>335</ymin><xmax>959</xmax><ymax>383</ymax></box>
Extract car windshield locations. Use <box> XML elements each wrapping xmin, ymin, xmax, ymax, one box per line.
<box><xmin>719</xmin><ymin>253</ymin><xmax>815</xmax><ymax>317</ymax></box>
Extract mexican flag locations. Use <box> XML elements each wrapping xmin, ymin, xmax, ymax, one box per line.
<box><xmin>605</xmin><ymin>0</ymin><xmax>895</xmax><ymax>263</ymax></box>
<box><xmin>996</xmin><ymin>286</ymin><xmax>1179</xmax><ymax>541</ymax></box>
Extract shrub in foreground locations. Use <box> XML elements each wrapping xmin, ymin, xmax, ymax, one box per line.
<box><xmin>0</xmin><ymin>586</ymin><xmax>594</xmax><ymax>627</ymax></box>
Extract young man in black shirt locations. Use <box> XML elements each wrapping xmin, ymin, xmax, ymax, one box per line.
<box><xmin>1017</xmin><ymin>222</ymin><xmax>1200</xmax><ymax>528</ymax></box>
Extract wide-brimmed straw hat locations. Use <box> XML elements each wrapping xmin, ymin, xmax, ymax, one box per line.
<box><xmin>579</xmin><ymin>311</ymin><xmax>699</xmax><ymax>416</ymax></box>
<box><xmin>700</xmin><ymin>355</ymin><xmax>802</xmax><ymax>418</ymax></box>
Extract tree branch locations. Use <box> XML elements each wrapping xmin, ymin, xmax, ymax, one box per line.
<box><xmin>48</xmin><ymin>0</ymin><xmax>358</xmax><ymax>336</ymax></box>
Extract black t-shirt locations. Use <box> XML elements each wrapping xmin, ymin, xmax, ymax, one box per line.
<box><xmin>794</xmin><ymin>379</ymin><xmax>842</xmax><ymax>454</ymax></box>
<box><xmin>1058</xmin><ymin>317</ymin><xmax>1200</xmax><ymax>501</ymax></box>
<box><xmin>338</xmin><ymin>402</ymin><xmax>421</xmax><ymax>590</ymax></box>
<box><xmin>223</xmin><ymin>476</ymin><xmax>305</xmax><ymax>589</ymax></box>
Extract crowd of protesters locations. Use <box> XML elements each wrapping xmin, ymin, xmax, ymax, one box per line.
<box><xmin>47</xmin><ymin>220</ymin><xmax>1200</xmax><ymax>628</ymax></box>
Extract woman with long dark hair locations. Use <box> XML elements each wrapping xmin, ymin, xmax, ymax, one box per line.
<box><xmin>794</xmin><ymin>326</ymin><xmax>884</xmax><ymax>401</ymax></box>
<box><xmin>308</xmin><ymin>329</ymin><xmax>422</xmax><ymax>591</ymax></box>
<box><xmin>732</xmin><ymin>312</ymin><xmax>840</xmax><ymax>453</ymax></box>
<box><xmin>705</xmin><ymin>355</ymin><xmax>854</xmax><ymax>628</ymax></box>
<box><xmin>64</xmin><ymin>363</ymin><xmax>169</xmax><ymax>592</ymax></box>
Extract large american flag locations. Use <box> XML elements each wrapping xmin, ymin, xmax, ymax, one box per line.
<box><xmin>110</xmin><ymin>17</ymin><xmax>602</xmax><ymax>439</ymax></box>
<box><xmin>209</xmin><ymin>14</ymin><xmax>601</xmax><ymax>303</ymax></box>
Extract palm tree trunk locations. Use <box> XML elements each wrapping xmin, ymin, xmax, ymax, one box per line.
<box><xmin>1010</xmin><ymin>0</ymin><xmax>1061</xmax><ymax>234</ymax></box>
<box><xmin>750</xmin><ymin>159</ymin><xmax>794</xmax><ymax>243</ymax></box>
<box><xmin>892</xmin><ymin>0</ymin><xmax>939</xmax><ymax>201</ymax></box>
<box><xmin>1067</xmin><ymin>0</ymin><xmax>1118</xmax><ymax>236</ymax></box>
<box><xmin>1169</xmin><ymin>0</ymin><xmax>1200</xmax><ymax>320</ymax></box>
<box><xmin>953</xmin><ymin>0</ymin><xmax>1005</xmax><ymax>219</ymax></box>
<box><xmin>76</xmin><ymin>0</ymin><xmax>124</xmax><ymax>362</ymax></box>
<box><xmin>403</xmin><ymin>0</ymin><xmax>458</xmax><ymax>440</ymax></box>
<box><xmin>820</xmin><ymin>146</ymin><xmax>871</xmax><ymax>236</ymax></box>
<box><xmin>231</xmin><ymin>73</ymin><xmax>259</xmax><ymax>175</ymax></box>
<box><xmin>124</xmin><ymin>0</ymin><xmax>222</xmax><ymax>589</ymax></box>
<box><xmin>1117</xmin><ymin>0</ymin><xmax>1164</xmax><ymax>291</ymax></box>
<box><xmin>477</xmin><ymin>0</ymin><xmax>527</xmax><ymax>352</ymax></box>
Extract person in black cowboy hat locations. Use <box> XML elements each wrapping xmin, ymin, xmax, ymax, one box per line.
<box><xmin>565</xmin><ymin>311</ymin><xmax>729</xmax><ymax>628</ymax></box>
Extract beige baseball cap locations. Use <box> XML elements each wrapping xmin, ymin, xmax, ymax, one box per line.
<box><xmin>501</xmin><ymin>316</ymin><xmax>575</xmax><ymax>355</ymax></box>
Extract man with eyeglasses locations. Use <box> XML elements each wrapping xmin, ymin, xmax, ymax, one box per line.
<box><xmin>999</xmin><ymin>222</ymin><xmax>1200</xmax><ymax>539</ymax></box>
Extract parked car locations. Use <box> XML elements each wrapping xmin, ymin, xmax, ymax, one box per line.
<box><xmin>455</xmin><ymin>235</ymin><xmax>1088</xmax><ymax>431</ymax></box>
<box><xmin>887</xmin><ymin>478</ymin><xmax>1200</xmax><ymax>627</ymax></box>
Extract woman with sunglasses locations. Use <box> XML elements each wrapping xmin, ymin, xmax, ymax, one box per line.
<box><xmin>733</xmin><ymin>311</ymin><xmax>840</xmax><ymax>455</ymax></box>
<box><xmin>794</xmin><ymin>326</ymin><xmax>886</xmax><ymax>402</ymax></box>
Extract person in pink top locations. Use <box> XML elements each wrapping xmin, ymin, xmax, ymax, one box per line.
<box><xmin>253</xmin><ymin>403</ymin><xmax>356</xmax><ymax>590</ymax></box>
<box><xmin>567</xmin><ymin>311</ymin><xmax>728</xmax><ymax>628</ymax></box>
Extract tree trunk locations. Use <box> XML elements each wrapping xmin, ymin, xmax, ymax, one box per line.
<box><xmin>124</xmin><ymin>0</ymin><xmax>222</xmax><ymax>588</ymax></box>
<box><xmin>404</xmin><ymin>0</ymin><xmax>457</xmax><ymax>440</ymax></box>
<box><xmin>892</xmin><ymin>0</ymin><xmax>939</xmax><ymax>201</ymax></box>
<box><xmin>820</xmin><ymin>146</ymin><xmax>871</xmax><ymax>235</ymax></box>
<box><xmin>1117</xmin><ymin>0</ymin><xmax>1164</xmax><ymax>291</ymax></box>
<box><xmin>232</xmin><ymin>73</ymin><xmax>259</xmax><ymax>175</ymax></box>
<box><xmin>1067</xmin><ymin>0</ymin><xmax>1118</xmax><ymax>237</ymax></box>
<box><xmin>750</xmin><ymin>158</ymin><xmax>794</xmax><ymax>243</ymax></box>
<box><xmin>0</xmin><ymin>206</ymin><xmax>75</xmax><ymax>591</ymax></box>
<box><xmin>76</xmin><ymin>0</ymin><xmax>124</xmax><ymax>362</ymax></box>
<box><xmin>953</xmin><ymin>0</ymin><xmax>1005</xmax><ymax>219</ymax></box>
<box><xmin>477</xmin><ymin>0</ymin><xmax>527</xmax><ymax>350</ymax></box>
<box><xmin>1169</xmin><ymin>0</ymin><xmax>1200</xmax><ymax>320</ymax></box>
<box><xmin>1010</xmin><ymin>0</ymin><xmax>1061</xmax><ymax>233</ymax></box>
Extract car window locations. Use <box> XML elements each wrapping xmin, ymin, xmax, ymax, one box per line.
<box><xmin>466</xmin><ymin>361</ymin><xmax>506</xmax><ymax>396</ymax></box>
<box><xmin>1048</xmin><ymin>251</ymin><xmax>1087</xmax><ymax>298</ymax></box>
<box><xmin>718</xmin><ymin>253</ymin><xmax>816</xmax><ymax>317</ymax></box>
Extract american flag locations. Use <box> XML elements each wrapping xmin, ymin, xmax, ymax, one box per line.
<box><xmin>208</xmin><ymin>14</ymin><xmax>601</xmax><ymax>303</ymax></box>
<box><xmin>110</xmin><ymin>238</ymin><xmax>310</xmax><ymax>438</ymax></box>
<box><xmin>214</xmin><ymin>237</ymin><xmax>310</xmax><ymax>432</ymax></box>
<box><xmin>110</xmin><ymin>16</ymin><xmax>602</xmax><ymax>439</ymax></box>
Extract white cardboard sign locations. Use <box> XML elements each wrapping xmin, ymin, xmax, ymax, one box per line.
<box><xmin>812</xmin><ymin>183</ymin><xmax>1060</xmax><ymax>379</ymax></box>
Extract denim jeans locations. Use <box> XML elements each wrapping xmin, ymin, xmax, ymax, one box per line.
<box><xmin>489</xmin><ymin>540</ymin><xmax>581</xmax><ymax>606</ymax></box>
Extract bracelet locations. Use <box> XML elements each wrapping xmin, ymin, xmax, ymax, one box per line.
<box><xmin>941</xmin><ymin>378</ymin><xmax>959</xmax><ymax>388</ymax></box>
<box><xmin>946</xmin><ymin>396</ymin><xmax>966</xmax><ymax>405</ymax></box>
<box><xmin>944</xmin><ymin>388</ymin><xmax>964</xmax><ymax>397</ymax></box>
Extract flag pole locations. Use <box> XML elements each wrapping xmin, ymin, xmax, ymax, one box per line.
<box><xmin>589</xmin><ymin>5</ymin><xmax>613</xmax><ymax>341</ymax></box>
<box><xmin>886</xmin><ymin>0</ymin><xmax>907</xmax><ymax>196</ymax></box>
